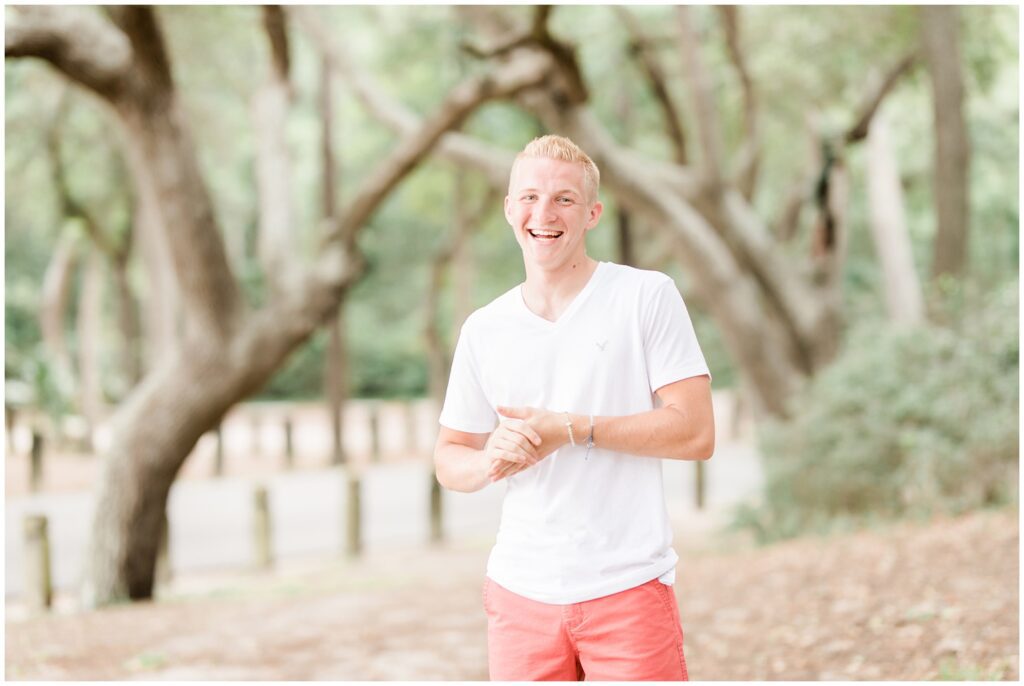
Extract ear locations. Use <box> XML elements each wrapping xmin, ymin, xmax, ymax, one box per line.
<box><xmin>504</xmin><ymin>194</ymin><xmax>512</xmax><ymax>224</ymax></box>
<box><xmin>585</xmin><ymin>200</ymin><xmax>604</xmax><ymax>231</ymax></box>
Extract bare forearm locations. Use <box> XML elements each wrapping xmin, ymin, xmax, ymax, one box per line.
<box><xmin>433</xmin><ymin>442</ymin><xmax>490</xmax><ymax>493</ymax></box>
<box><xmin>567</xmin><ymin>407</ymin><xmax>714</xmax><ymax>461</ymax></box>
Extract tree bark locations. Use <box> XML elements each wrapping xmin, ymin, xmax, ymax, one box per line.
<box><xmin>920</xmin><ymin>6</ymin><xmax>971</xmax><ymax>280</ymax></box>
<box><xmin>112</xmin><ymin>260</ymin><xmax>143</xmax><ymax>389</ymax></box>
<box><xmin>676</xmin><ymin>6</ymin><xmax>725</xmax><ymax>190</ymax></box>
<box><xmin>866</xmin><ymin>110</ymin><xmax>925</xmax><ymax>328</ymax></box>
<box><xmin>615</xmin><ymin>6</ymin><xmax>687</xmax><ymax>165</ymax></box>
<box><xmin>425</xmin><ymin>171</ymin><xmax>492</xmax><ymax>405</ymax></box>
<box><xmin>253</xmin><ymin>5</ymin><xmax>296</xmax><ymax>299</ymax></box>
<box><xmin>76</xmin><ymin>247</ymin><xmax>105</xmax><ymax>444</ymax></box>
<box><xmin>294</xmin><ymin>7</ymin><xmax>514</xmax><ymax>192</ymax></box>
<box><xmin>717</xmin><ymin>6</ymin><xmax>759</xmax><ymax>200</ymax></box>
<box><xmin>46</xmin><ymin>91</ymin><xmax>143</xmax><ymax>397</ymax></box>
<box><xmin>39</xmin><ymin>231</ymin><xmax>78</xmax><ymax>401</ymax></box>
<box><xmin>325</xmin><ymin>307</ymin><xmax>349</xmax><ymax>465</ymax></box>
<box><xmin>316</xmin><ymin>50</ymin><xmax>349</xmax><ymax>466</ymax></box>
<box><xmin>134</xmin><ymin>183</ymin><xmax>180</xmax><ymax>371</ymax></box>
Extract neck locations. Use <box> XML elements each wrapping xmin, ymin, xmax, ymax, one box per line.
<box><xmin>521</xmin><ymin>255</ymin><xmax>599</xmax><ymax>320</ymax></box>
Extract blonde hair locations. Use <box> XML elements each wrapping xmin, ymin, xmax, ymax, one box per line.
<box><xmin>510</xmin><ymin>135</ymin><xmax>600</xmax><ymax>205</ymax></box>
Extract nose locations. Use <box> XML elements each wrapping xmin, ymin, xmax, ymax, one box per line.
<box><xmin>532</xmin><ymin>196</ymin><xmax>558</xmax><ymax>224</ymax></box>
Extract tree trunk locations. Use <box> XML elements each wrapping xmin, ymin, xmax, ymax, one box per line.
<box><xmin>317</xmin><ymin>50</ymin><xmax>350</xmax><ymax>467</ymax></box>
<box><xmin>451</xmin><ymin>173</ymin><xmax>476</xmax><ymax>338</ymax></box>
<box><xmin>135</xmin><ymin>181</ymin><xmax>180</xmax><ymax>372</ymax></box>
<box><xmin>0</xmin><ymin>6</ymin><xmax>624</xmax><ymax>605</ymax></box>
<box><xmin>39</xmin><ymin>231</ymin><xmax>78</xmax><ymax>400</ymax></box>
<box><xmin>112</xmin><ymin>258</ymin><xmax>144</xmax><ymax>389</ymax></box>
<box><xmin>866</xmin><ymin>110</ymin><xmax>925</xmax><ymax>328</ymax></box>
<box><xmin>425</xmin><ymin>260</ymin><xmax>449</xmax><ymax>408</ymax></box>
<box><xmin>325</xmin><ymin>306</ymin><xmax>349</xmax><ymax>465</ymax></box>
<box><xmin>253</xmin><ymin>5</ymin><xmax>296</xmax><ymax>298</ymax></box>
<box><xmin>920</xmin><ymin>5</ymin><xmax>971</xmax><ymax>280</ymax></box>
<box><xmin>76</xmin><ymin>247</ymin><xmax>104</xmax><ymax>445</ymax></box>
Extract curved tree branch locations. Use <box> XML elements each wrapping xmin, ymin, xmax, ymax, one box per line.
<box><xmin>46</xmin><ymin>93</ymin><xmax>120</xmax><ymax>258</ymax></box>
<box><xmin>675</xmin><ymin>6</ymin><xmax>725</xmax><ymax>189</ymax></box>
<box><xmin>105</xmin><ymin>6</ymin><xmax>174</xmax><ymax>99</ymax></box>
<box><xmin>261</xmin><ymin>5</ymin><xmax>290</xmax><ymax>82</ymax></box>
<box><xmin>240</xmin><ymin>44</ymin><xmax>555</xmax><ymax>367</ymax></box>
<box><xmin>331</xmin><ymin>50</ymin><xmax>552</xmax><ymax>245</ymax></box>
<box><xmin>845</xmin><ymin>52</ymin><xmax>917</xmax><ymax>144</ymax></box>
<box><xmin>292</xmin><ymin>6</ymin><xmax>514</xmax><ymax>190</ymax></box>
<box><xmin>253</xmin><ymin>4</ymin><xmax>297</xmax><ymax>299</ymax></box>
<box><xmin>615</xmin><ymin>6</ymin><xmax>688</xmax><ymax>165</ymax></box>
<box><xmin>718</xmin><ymin>6</ymin><xmax>760</xmax><ymax>200</ymax></box>
<box><xmin>5</xmin><ymin>6</ymin><xmax>131</xmax><ymax>101</ymax></box>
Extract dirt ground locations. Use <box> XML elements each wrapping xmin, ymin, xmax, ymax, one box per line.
<box><xmin>5</xmin><ymin>507</ymin><xmax>1017</xmax><ymax>681</ymax></box>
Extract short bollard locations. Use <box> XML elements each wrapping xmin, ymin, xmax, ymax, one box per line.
<box><xmin>345</xmin><ymin>469</ymin><xmax>362</xmax><ymax>557</ymax></box>
<box><xmin>368</xmin><ymin>404</ymin><xmax>381</xmax><ymax>463</ymax></box>
<box><xmin>23</xmin><ymin>514</ymin><xmax>52</xmax><ymax>613</ymax></box>
<box><xmin>29</xmin><ymin>431</ymin><xmax>44</xmax><ymax>492</ymax></box>
<box><xmin>430</xmin><ymin>472</ymin><xmax>443</xmax><ymax>543</ymax></box>
<box><xmin>283</xmin><ymin>416</ymin><xmax>294</xmax><ymax>469</ymax></box>
<box><xmin>253</xmin><ymin>485</ymin><xmax>272</xmax><ymax>569</ymax></box>
<box><xmin>5</xmin><ymin>404</ymin><xmax>16</xmax><ymax>454</ymax></box>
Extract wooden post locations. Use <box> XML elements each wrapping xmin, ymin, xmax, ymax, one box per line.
<box><xmin>253</xmin><ymin>484</ymin><xmax>272</xmax><ymax>569</ymax></box>
<box><xmin>155</xmin><ymin>509</ymin><xmax>172</xmax><ymax>587</ymax></box>
<box><xmin>694</xmin><ymin>460</ymin><xmax>706</xmax><ymax>510</ymax></box>
<box><xmin>404</xmin><ymin>401</ymin><xmax>418</xmax><ymax>456</ymax></box>
<box><xmin>283</xmin><ymin>416</ymin><xmax>294</xmax><ymax>469</ymax></box>
<box><xmin>430</xmin><ymin>471</ymin><xmax>443</xmax><ymax>543</ymax></box>
<box><xmin>23</xmin><ymin>514</ymin><xmax>52</xmax><ymax>613</ymax></box>
<box><xmin>5</xmin><ymin>404</ymin><xmax>16</xmax><ymax>454</ymax></box>
<box><xmin>213</xmin><ymin>424</ymin><xmax>225</xmax><ymax>477</ymax></box>
<box><xmin>368</xmin><ymin>403</ymin><xmax>381</xmax><ymax>463</ymax></box>
<box><xmin>344</xmin><ymin>468</ymin><xmax>362</xmax><ymax>557</ymax></box>
<box><xmin>29</xmin><ymin>430</ymin><xmax>44</xmax><ymax>492</ymax></box>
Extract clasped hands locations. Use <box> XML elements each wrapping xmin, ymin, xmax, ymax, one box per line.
<box><xmin>485</xmin><ymin>406</ymin><xmax>570</xmax><ymax>482</ymax></box>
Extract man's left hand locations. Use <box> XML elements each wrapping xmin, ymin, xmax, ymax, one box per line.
<box><xmin>488</xmin><ymin>406</ymin><xmax>568</xmax><ymax>481</ymax></box>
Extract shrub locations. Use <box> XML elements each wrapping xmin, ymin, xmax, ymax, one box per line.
<box><xmin>734</xmin><ymin>279</ymin><xmax>1018</xmax><ymax>543</ymax></box>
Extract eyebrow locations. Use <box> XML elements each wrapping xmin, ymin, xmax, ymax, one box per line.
<box><xmin>518</xmin><ymin>188</ymin><xmax>581</xmax><ymax>196</ymax></box>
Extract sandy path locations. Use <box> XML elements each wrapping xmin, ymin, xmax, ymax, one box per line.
<box><xmin>6</xmin><ymin>508</ymin><xmax>1017</xmax><ymax>680</ymax></box>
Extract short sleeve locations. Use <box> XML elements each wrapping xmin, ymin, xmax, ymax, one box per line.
<box><xmin>438</xmin><ymin>320</ymin><xmax>499</xmax><ymax>433</ymax></box>
<box><xmin>642</xmin><ymin>277</ymin><xmax>712</xmax><ymax>393</ymax></box>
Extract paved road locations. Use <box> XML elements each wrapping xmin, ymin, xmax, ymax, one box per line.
<box><xmin>7</xmin><ymin>440</ymin><xmax>763</xmax><ymax>599</ymax></box>
<box><xmin>6</xmin><ymin>388</ymin><xmax>764</xmax><ymax>599</ymax></box>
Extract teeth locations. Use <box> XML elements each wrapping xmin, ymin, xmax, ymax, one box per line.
<box><xmin>529</xmin><ymin>230</ymin><xmax>563</xmax><ymax>238</ymax></box>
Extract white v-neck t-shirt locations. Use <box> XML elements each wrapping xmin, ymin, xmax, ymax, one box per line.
<box><xmin>439</xmin><ymin>261</ymin><xmax>711</xmax><ymax>604</ymax></box>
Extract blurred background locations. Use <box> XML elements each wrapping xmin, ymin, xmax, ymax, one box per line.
<box><xmin>4</xmin><ymin>4</ymin><xmax>1018</xmax><ymax>680</ymax></box>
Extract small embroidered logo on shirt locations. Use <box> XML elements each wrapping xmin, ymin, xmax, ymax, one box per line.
<box><xmin>595</xmin><ymin>339</ymin><xmax>608</xmax><ymax>351</ymax></box>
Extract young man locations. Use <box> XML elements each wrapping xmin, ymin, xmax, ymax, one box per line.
<box><xmin>434</xmin><ymin>135</ymin><xmax>714</xmax><ymax>681</ymax></box>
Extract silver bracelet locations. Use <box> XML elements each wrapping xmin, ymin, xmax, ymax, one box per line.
<box><xmin>564</xmin><ymin>412</ymin><xmax>576</xmax><ymax>447</ymax></box>
<box><xmin>584</xmin><ymin>414</ymin><xmax>595</xmax><ymax>460</ymax></box>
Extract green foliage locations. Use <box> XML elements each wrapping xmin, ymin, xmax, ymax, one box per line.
<box><xmin>4</xmin><ymin>5</ymin><xmax>1018</xmax><ymax>413</ymax></box>
<box><xmin>936</xmin><ymin>657</ymin><xmax>1009</xmax><ymax>681</ymax></box>
<box><xmin>734</xmin><ymin>278</ymin><xmax>1019</xmax><ymax>543</ymax></box>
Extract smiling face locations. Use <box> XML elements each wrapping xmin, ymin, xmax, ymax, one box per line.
<box><xmin>504</xmin><ymin>156</ymin><xmax>603</xmax><ymax>274</ymax></box>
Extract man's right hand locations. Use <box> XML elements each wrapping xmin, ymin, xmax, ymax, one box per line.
<box><xmin>484</xmin><ymin>419</ymin><xmax>543</xmax><ymax>481</ymax></box>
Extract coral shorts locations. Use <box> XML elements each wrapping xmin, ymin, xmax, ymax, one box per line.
<box><xmin>483</xmin><ymin>576</ymin><xmax>688</xmax><ymax>681</ymax></box>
